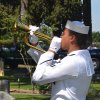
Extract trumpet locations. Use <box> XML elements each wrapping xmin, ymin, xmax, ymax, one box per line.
<box><xmin>14</xmin><ymin>18</ymin><xmax>52</xmax><ymax>53</ymax></box>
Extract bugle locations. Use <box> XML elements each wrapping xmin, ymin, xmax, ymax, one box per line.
<box><xmin>14</xmin><ymin>18</ymin><xmax>52</xmax><ymax>53</ymax></box>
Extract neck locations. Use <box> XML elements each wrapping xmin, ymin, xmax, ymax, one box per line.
<box><xmin>68</xmin><ymin>45</ymin><xmax>80</xmax><ymax>53</ymax></box>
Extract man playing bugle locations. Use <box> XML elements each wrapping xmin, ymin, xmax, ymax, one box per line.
<box><xmin>29</xmin><ymin>20</ymin><xmax>94</xmax><ymax>100</ymax></box>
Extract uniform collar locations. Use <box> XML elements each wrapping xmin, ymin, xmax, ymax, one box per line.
<box><xmin>67</xmin><ymin>49</ymin><xmax>89</xmax><ymax>56</ymax></box>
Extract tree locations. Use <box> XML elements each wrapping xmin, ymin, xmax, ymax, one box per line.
<box><xmin>20</xmin><ymin>0</ymin><xmax>29</xmax><ymax>23</ymax></box>
<box><xmin>28</xmin><ymin>0</ymin><xmax>82</xmax><ymax>36</ymax></box>
<box><xmin>0</xmin><ymin>0</ymin><xmax>83</xmax><ymax>44</ymax></box>
<box><xmin>0</xmin><ymin>0</ymin><xmax>20</xmax><ymax>45</ymax></box>
<box><xmin>92</xmin><ymin>32</ymin><xmax>100</xmax><ymax>42</ymax></box>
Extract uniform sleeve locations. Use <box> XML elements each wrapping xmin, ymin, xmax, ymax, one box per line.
<box><xmin>27</xmin><ymin>44</ymin><xmax>43</xmax><ymax>64</ymax></box>
<box><xmin>32</xmin><ymin>52</ymin><xmax>79</xmax><ymax>85</ymax></box>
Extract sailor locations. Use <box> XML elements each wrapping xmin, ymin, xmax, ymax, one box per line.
<box><xmin>31</xmin><ymin>20</ymin><xmax>94</xmax><ymax>100</ymax></box>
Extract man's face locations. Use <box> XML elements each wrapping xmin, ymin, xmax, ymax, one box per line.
<box><xmin>61</xmin><ymin>28</ymin><xmax>73</xmax><ymax>51</ymax></box>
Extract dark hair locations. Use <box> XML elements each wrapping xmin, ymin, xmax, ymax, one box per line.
<box><xmin>69</xmin><ymin>30</ymin><xmax>88</xmax><ymax>49</ymax></box>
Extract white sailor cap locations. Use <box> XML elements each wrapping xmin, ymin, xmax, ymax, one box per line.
<box><xmin>65</xmin><ymin>20</ymin><xmax>89</xmax><ymax>34</ymax></box>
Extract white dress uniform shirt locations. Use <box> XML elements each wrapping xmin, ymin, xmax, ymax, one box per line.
<box><xmin>32</xmin><ymin>50</ymin><xmax>94</xmax><ymax>100</ymax></box>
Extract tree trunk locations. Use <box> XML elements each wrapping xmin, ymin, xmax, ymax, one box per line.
<box><xmin>20</xmin><ymin>0</ymin><xmax>28</xmax><ymax>20</ymax></box>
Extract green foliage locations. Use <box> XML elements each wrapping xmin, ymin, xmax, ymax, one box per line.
<box><xmin>29</xmin><ymin>0</ymin><xmax>82</xmax><ymax>32</ymax></box>
<box><xmin>40</xmin><ymin>24</ymin><xmax>53</xmax><ymax>36</ymax></box>
<box><xmin>0</xmin><ymin>0</ymin><xmax>82</xmax><ymax>45</ymax></box>
<box><xmin>0</xmin><ymin>39</ymin><xmax>13</xmax><ymax>45</ymax></box>
<box><xmin>0</xmin><ymin>2</ymin><xmax>20</xmax><ymax>44</ymax></box>
<box><xmin>92</xmin><ymin>32</ymin><xmax>100</xmax><ymax>42</ymax></box>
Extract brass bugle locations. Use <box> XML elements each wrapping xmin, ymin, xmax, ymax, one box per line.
<box><xmin>14</xmin><ymin>20</ymin><xmax>52</xmax><ymax>53</ymax></box>
<box><xmin>14</xmin><ymin>21</ymin><xmax>30</xmax><ymax>32</ymax></box>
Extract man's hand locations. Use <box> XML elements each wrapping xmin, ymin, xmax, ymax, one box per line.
<box><xmin>29</xmin><ymin>25</ymin><xmax>39</xmax><ymax>35</ymax></box>
<box><xmin>29</xmin><ymin>25</ymin><xmax>39</xmax><ymax>45</ymax></box>
<box><xmin>49</xmin><ymin>36</ymin><xmax>61</xmax><ymax>53</ymax></box>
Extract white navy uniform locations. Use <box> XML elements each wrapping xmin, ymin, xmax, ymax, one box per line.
<box><xmin>32</xmin><ymin>50</ymin><xmax>94</xmax><ymax>100</ymax></box>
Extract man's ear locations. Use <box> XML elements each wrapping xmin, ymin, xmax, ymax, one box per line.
<box><xmin>70</xmin><ymin>35</ymin><xmax>76</xmax><ymax>44</ymax></box>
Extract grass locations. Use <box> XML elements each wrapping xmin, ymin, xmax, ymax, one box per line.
<box><xmin>3</xmin><ymin>68</ymin><xmax>100</xmax><ymax>100</ymax></box>
<box><xmin>11</xmin><ymin>93</ymin><xmax>100</xmax><ymax>100</ymax></box>
<box><xmin>10</xmin><ymin>81</ymin><xmax>51</xmax><ymax>100</ymax></box>
<box><xmin>10</xmin><ymin>81</ymin><xmax>100</xmax><ymax>100</ymax></box>
<box><xmin>10</xmin><ymin>82</ymin><xmax>100</xmax><ymax>100</ymax></box>
<box><xmin>11</xmin><ymin>94</ymin><xmax>50</xmax><ymax>100</ymax></box>
<box><xmin>92</xmin><ymin>83</ymin><xmax>100</xmax><ymax>90</ymax></box>
<box><xmin>10</xmin><ymin>82</ymin><xmax>33</xmax><ymax>90</ymax></box>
